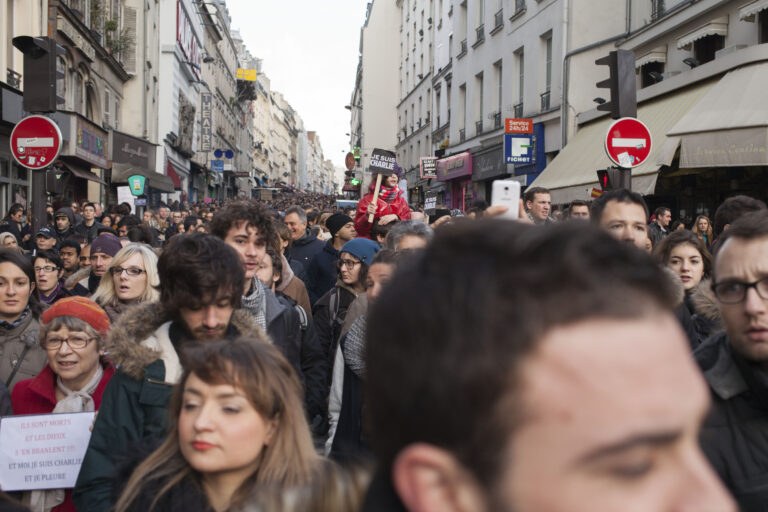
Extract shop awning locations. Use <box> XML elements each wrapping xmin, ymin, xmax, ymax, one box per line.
<box><xmin>677</xmin><ymin>16</ymin><xmax>729</xmax><ymax>49</ymax></box>
<box><xmin>635</xmin><ymin>46</ymin><xmax>667</xmax><ymax>68</ymax></box>
<box><xmin>166</xmin><ymin>161</ymin><xmax>183</xmax><ymax>190</ymax></box>
<box><xmin>529</xmin><ymin>80</ymin><xmax>715</xmax><ymax>204</ymax></box>
<box><xmin>740</xmin><ymin>0</ymin><xmax>768</xmax><ymax>21</ymax></box>
<box><xmin>112</xmin><ymin>163</ymin><xmax>175</xmax><ymax>193</ymax></box>
<box><xmin>668</xmin><ymin>63</ymin><xmax>768</xmax><ymax>167</ymax></box>
<box><xmin>56</xmin><ymin>161</ymin><xmax>107</xmax><ymax>185</ymax></box>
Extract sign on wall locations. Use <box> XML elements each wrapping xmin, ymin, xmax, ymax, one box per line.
<box><xmin>420</xmin><ymin>156</ymin><xmax>437</xmax><ymax>179</ymax></box>
<box><xmin>200</xmin><ymin>93</ymin><xmax>212</xmax><ymax>152</ymax></box>
<box><xmin>176</xmin><ymin>0</ymin><xmax>202</xmax><ymax>76</ymax></box>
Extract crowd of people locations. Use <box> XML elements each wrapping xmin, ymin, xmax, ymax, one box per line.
<box><xmin>0</xmin><ymin>168</ymin><xmax>765</xmax><ymax>511</ymax></box>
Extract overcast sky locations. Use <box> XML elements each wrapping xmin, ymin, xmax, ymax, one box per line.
<box><xmin>226</xmin><ymin>0</ymin><xmax>367</xmax><ymax>173</ymax></box>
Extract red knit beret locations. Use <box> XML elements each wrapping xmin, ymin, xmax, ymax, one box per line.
<box><xmin>42</xmin><ymin>296</ymin><xmax>111</xmax><ymax>337</ymax></box>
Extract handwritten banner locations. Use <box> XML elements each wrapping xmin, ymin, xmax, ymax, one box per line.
<box><xmin>0</xmin><ymin>412</ymin><xmax>95</xmax><ymax>491</ymax></box>
<box><xmin>369</xmin><ymin>148</ymin><xmax>397</xmax><ymax>175</ymax></box>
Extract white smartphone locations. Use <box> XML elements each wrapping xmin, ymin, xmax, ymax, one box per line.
<box><xmin>491</xmin><ymin>180</ymin><xmax>521</xmax><ymax>220</ymax></box>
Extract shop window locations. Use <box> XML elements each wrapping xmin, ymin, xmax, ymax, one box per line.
<box><xmin>693</xmin><ymin>34</ymin><xmax>724</xmax><ymax>65</ymax></box>
<box><xmin>640</xmin><ymin>61</ymin><xmax>665</xmax><ymax>88</ymax></box>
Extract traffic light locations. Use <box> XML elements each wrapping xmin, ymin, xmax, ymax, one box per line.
<box><xmin>595</xmin><ymin>50</ymin><xmax>636</xmax><ymax>119</ymax></box>
<box><xmin>597</xmin><ymin>167</ymin><xmax>631</xmax><ymax>191</ymax></box>
<box><xmin>12</xmin><ymin>36</ymin><xmax>66</xmax><ymax>113</ymax></box>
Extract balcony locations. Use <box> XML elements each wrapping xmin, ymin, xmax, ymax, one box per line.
<box><xmin>514</xmin><ymin>102</ymin><xmax>523</xmax><ymax>117</ymax></box>
<box><xmin>459</xmin><ymin>128</ymin><xmax>466</xmax><ymax>142</ymax></box>
<box><xmin>491</xmin><ymin>9</ymin><xmax>504</xmax><ymax>34</ymax></box>
<box><xmin>458</xmin><ymin>39</ymin><xmax>468</xmax><ymax>58</ymax></box>
<box><xmin>475</xmin><ymin>120</ymin><xmax>483</xmax><ymax>136</ymax></box>
<box><xmin>492</xmin><ymin>111</ymin><xmax>502</xmax><ymax>129</ymax></box>
<box><xmin>540</xmin><ymin>90</ymin><xmax>551</xmax><ymax>111</ymax></box>
<box><xmin>473</xmin><ymin>24</ymin><xmax>485</xmax><ymax>47</ymax></box>
<box><xmin>6</xmin><ymin>69</ymin><xmax>21</xmax><ymax>89</ymax></box>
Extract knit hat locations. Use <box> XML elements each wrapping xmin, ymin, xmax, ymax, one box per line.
<box><xmin>42</xmin><ymin>296</ymin><xmax>110</xmax><ymax>337</ymax></box>
<box><xmin>340</xmin><ymin>238</ymin><xmax>380</xmax><ymax>266</ymax></box>
<box><xmin>326</xmin><ymin>213</ymin><xmax>354</xmax><ymax>237</ymax></box>
<box><xmin>392</xmin><ymin>162</ymin><xmax>403</xmax><ymax>179</ymax></box>
<box><xmin>37</xmin><ymin>226</ymin><xmax>55</xmax><ymax>239</ymax></box>
<box><xmin>90</xmin><ymin>233</ymin><xmax>122</xmax><ymax>257</ymax></box>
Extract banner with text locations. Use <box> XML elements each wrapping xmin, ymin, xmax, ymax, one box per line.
<box><xmin>369</xmin><ymin>148</ymin><xmax>397</xmax><ymax>175</ymax></box>
<box><xmin>424</xmin><ymin>191</ymin><xmax>438</xmax><ymax>216</ymax></box>
<box><xmin>200</xmin><ymin>93</ymin><xmax>212</xmax><ymax>152</ymax></box>
<box><xmin>0</xmin><ymin>412</ymin><xmax>95</xmax><ymax>491</ymax></box>
<box><xmin>420</xmin><ymin>156</ymin><xmax>437</xmax><ymax>179</ymax></box>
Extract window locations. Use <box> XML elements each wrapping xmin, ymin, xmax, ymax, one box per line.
<box><xmin>56</xmin><ymin>56</ymin><xmax>67</xmax><ymax>109</ymax></box>
<box><xmin>104</xmin><ymin>88</ymin><xmax>111</xmax><ymax>127</ymax></box>
<box><xmin>544</xmin><ymin>35</ymin><xmax>552</xmax><ymax>93</ymax></box>
<box><xmin>114</xmin><ymin>97</ymin><xmax>120</xmax><ymax>129</ymax></box>
<box><xmin>693</xmin><ymin>34</ymin><xmax>724</xmax><ymax>65</ymax></box>
<box><xmin>640</xmin><ymin>61</ymin><xmax>664</xmax><ymax>88</ymax></box>
<box><xmin>74</xmin><ymin>72</ymin><xmax>84</xmax><ymax>115</ymax></box>
<box><xmin>516</xmin><ymin>48</ymin><xmax>525</xmax><ymax>106</ymax></box>
<box><xmin>494</xmin><ymin>60</ymin><xmax>502</xmax><ymax>127</ymax></box>
<box><xmin>475</xmin><ymin>72</ymin><xmax>483</xmax><ymax>135</ymax></box>
<box><xmin>651</xmin><ymin>0</ymin><xmax>665</xmax><ymax>21</ymax></box>
<box><xmin>436</xmin><ymin>89</ymin><xmax>441</xmax><ymax>125</ymax></box>
<box><xmin>459</xmin><ymin>83</ymin><xmax>466</xmax><ymax>131</ymax></box>
<box><xmin>478</xmin><ymin>0</ymin><xmax>485</xmax><ymax>26</ymax></box>
<box><xmin>760</xmin><ymin>10</ymin><xmax>768</xmax><ymax>44</ymax></box>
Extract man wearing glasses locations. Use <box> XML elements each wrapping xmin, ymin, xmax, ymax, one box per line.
<box><xmin>696</xmin><ymin>210</ymin><xmax>768</xmax><ymax>511</ymax></box>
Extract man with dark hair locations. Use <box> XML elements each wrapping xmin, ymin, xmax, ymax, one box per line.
<box><xmin>53</xmin><ymin>206</ymin><xmax>76</xmax><ymax>246</ymax></box>
<box><xmin>182</xmin><ymin>214</ymin><xmax>199</xmax><ymax>234</ymax></box>
<box><xmin>713</xmin><ymin>194</ymin><xmax>767</xmax><ymax>238</ymax></box>
<box><xmin>523</xmin><ymin>186</ymin><xmax>552</xmax><ymax>224</ymax></box>
<box><xmin>284</xmin><ymin>205</ymin><xmax>325</xmax><ymax>273</ymax></box>
<box><xmin>591</xmin><ymin>189</ymin><xmax>650</xmax><ymax>249</ymax></box>
<box><xmin>565</xmin><ymin>199</ymin><xmax>590</xmax><ymax>220</ymax></box>
<box><xmin>364</xmin><ymin>221</ymin><xmax>734</xmax><ymax>511</ymax></box>
<box><xmin>305</xmin><ymin>213</ymin><xmax>356</xmax><ymax>304</ymax></box>
<box><xmin>649</xmin><ymin>206</ymin><xmax>671</xmax><ymax>245</ymax></box>
<box><xmin>74</xmin><ymin>202</ymin><xmax>105</xmax><ymax>243</ymax></box>
<box><xmin>33</xmin><ymin>227</ymin><xmax>57</xmax><ymax>255</ymax></box>
<box><xmin>116</xmin><ymin>214</ymin><xmax>141</xmax><ymax>237</ymax></box>
<box><xmin>210</xmin><ymin>201</ymin><xmax>328</xmax><ymax>438</ymax></box>
<box><xmin>58</xmin><ymin>238</ymin><xmax>80</xmax><ymax>277</ymax></box>
<box><xmin>695</xmin><ymin>211</ymin><xmax>768</xmax><ymax>511</ymax></box>
<box><xmin>0</xmin><ymin>203</ymin><xmax>27</xmax><ymax>245</ymax></box>
<box><xmin>74</xmin><ymin>234</ymin><xmax>264</xmax><ymax>511</ymax></box>
<box><xmin>33</xmin><ymin>249</ymin><xmax>72</xmax><ymax>304</ymax></box>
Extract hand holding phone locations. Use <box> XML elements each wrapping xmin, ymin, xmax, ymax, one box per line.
<box><xmin>491</xmin><ymin>180</ymin><xmax>521</xmax><ymax>220</ymax></box>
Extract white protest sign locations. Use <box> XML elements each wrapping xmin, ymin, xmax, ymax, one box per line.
<box><xmin>0</xmin><ymin>412</ymin><xmax>95</xmax><ymax>491</ymax></box>
<box><xmin>116</xmin><ymin>186</ymin><xmax>136</xmax><ymax>213</ymax></box>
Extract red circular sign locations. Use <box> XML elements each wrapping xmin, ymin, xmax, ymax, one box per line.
<box><xmin>10</xmin><ymin>115</ymin><xmax>63</xmax><ymax>170</ymax></box>
<box><xmin>604</xmin><ymin>117</ymin><xmax>652</xmax><ymax>168</ymax></box>
<box><xmin>345</xmin><ymin>152</ymin><xmax>355</xmax><ymax>171</ymax></box>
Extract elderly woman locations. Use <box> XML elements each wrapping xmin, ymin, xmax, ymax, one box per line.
<box><xmin>0</xmin><ymin>232</ymin><xmax>20</xmax><ymax>250</ymax></box>
<box><xmin>91</xmin><ymin>243</ymin><xmax>159</xmax><ymax>323</ymax></box>
<box><xmin>11</xmin><ymin>296</ymin><xmax>114</xmax><ymax>512</ymax></box>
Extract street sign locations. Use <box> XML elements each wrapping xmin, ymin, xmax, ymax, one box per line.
<box><xmin>420</xmin><ymin>156</ymin><xmax>437</xmax><ymax>179</ymax></box>
<box><xmin>345</xmin><ymin>152</ymin><xmax>355</xmax><ymax>171</ymax></box>
<box><xmin>504</xmin><ymin>134</ymin><xmax>534</xmax><ymax>164</ymax></box>
<box><xmin>604</xmin><ymin>117</ymin><xmax>652</xmax><ymax>168</ymax></box>
<box><xmin>10</xmin><ymin>115</ymin><xmax>62</xmax><ymax>169</ymax></box>
<box><xmin>505</xmin><ymin>118</ymin><xmax>533</xmax><ymax>134</ymax></box>
<box><xmin>128</xmin><ymin>174</ymin><xmax>146</xmax><ymax>196</ymax></box>
<box><xmin>211</xmin><ymin>159</ymin><xmax>224</xmax><ymax>173</ymax></box>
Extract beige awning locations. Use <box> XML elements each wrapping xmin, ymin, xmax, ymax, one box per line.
<box><xmin>635</xmin><ymin>46</ymin><xmax>667</xmax><ymax>68</ymax></box>
<box><xmin>740</xmin><ymin>0</ymin><xmax>768</xmax><ymax>21</ymax></box>
<box><xmin>677</xmin><ymin>16</ymin><xmax>728</xmax><ymax>49</ymax></box>
<box><xmin>529</xmin><ymin>80</ymin><xmax>715</xmax><ymax>204</ymax></box>
<box><xmin>667</xmin><ymin>63</ymin><xmax>768</xmax><ymax>167</ymax></box>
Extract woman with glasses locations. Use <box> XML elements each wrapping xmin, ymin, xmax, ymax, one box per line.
<box><xmin>91</xmin><ymin>244</ymin><xmax>160</xmax><ymax>324</ymax></box>
<box><xmin>0</xmin><ymin>250</ymin><xmax>47</xmax><ymax>391</ymax></box>
<box><xmin>34</xmin><ymin>250</ymin><xmax>73</xmax><ymax>305</ymax></box>
<box><xmin>12</xmin><ymin>296</ymin><xmax>114</xmax><ymax>512</ymax></box>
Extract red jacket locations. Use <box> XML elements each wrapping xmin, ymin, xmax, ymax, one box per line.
<box><xmin>11</xmin><ymin>362</ymin><xmax>115</xmax><ymax>512</ymax></box>
<box><xmin>354</xmin><ymin>187</ymin><xmax>412</xmax><ymax>239</ymax></box>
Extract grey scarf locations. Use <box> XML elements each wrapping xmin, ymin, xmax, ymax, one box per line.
<box><xmin>241</xmin><ymin>277</ymin><xmax>266</xmax><ymax>330</ymax></box>
<box><xmin>343</xmin><ymin>315</ymin><xmax>367</xmax><ymax>379</ymax></box>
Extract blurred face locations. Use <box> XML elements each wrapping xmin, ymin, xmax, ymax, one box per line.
<box><xmin>255</xmin><ymin>253</ymin><xmax>279</xmax><ymax>289</ymax></box>
<box><xmin>44</xmin><ymin>325</ymin><xmax>102</xmax><ymax>391</ymax></box>
<box><xmin>284</xmin><ymin>213</ymin><xmax>306</xmax><ymax>240</ymax></box>
<box><xmin>365</xmin><ymin>262</ymin><xmax>395</xmax><ymax>304</ymax></box>
<box><xmin>715</xmin><ymin>236</ymin><xmax>768</xmax><ymax>365</ymax></box>
<box><xmin>397</xmin><ymin>234</ymin><xmax>427</xmax><ymax>251</ymax></box>
<box><xmin>179</xmin><ymin>373</ymin><xmax>274</xmax><ymax>483</ymax></box>
<box><xmin>79</xmin><ymin>246</ymin><xmax>91</xmax><ymax>268</ymax></box>
<box><xmin>10</xmin><ymin>211</ymin><xmax>23</xmax><ymax>223</ymax></box>
<box><xmin>667</xmin><ymin>243</ymin><xmax>704</xmax><ymax>291</ymax></box>
<box><xmin>177</xmin><ymin>294</ymin><xmax>234</xmax><ymax>342</ymax></box>
<box><xmin>55</xmin><ymin>216</ymin><xmax>70</xmax><ymax>231</ymax></box>
<box><xmin>339</xmin><ymin>252</ymin><xmax>362</xmax><ymax>285</ymax></box>
<box><xmin>91</xmin><ymin>252</ymin><xmax>113</xmax><ymax>277</ymax></box>
<box><xmin>697</xmin><ymin>218</ymin><xmax>709</xmax><ymax>232</ymax></box>
<box><xmin>336</xmin><ymin>222</ymin><xmax>357</xmax><ymax>242</ymax></box>
<box><xmin>493</xmin><ymin>315</ymin><xmax>734</xmax><ymax>512</ymax></box>
<box><xmin>224</xmin><ymin>222</ymin><xmax>266</xmax><ymax>281</ymax></box>
<box><xmin>112</xmin><ymin>253</ymin><xmax>148</xmax><ymax>303</ymax></box>
<box><xmin>172</xmin><ymin>213</ymin><xmax>182</xmax><ymax>224</ymax></box>
<box><xmin>658</xmin><ymin>210</ymin><xmax>672</xmax><ymax>228</ymax></box>
<box><xmin>83</xmin><ymin>206</ymin><xmax>95</xmax><ymax>222</ymax></box>
<box><xmin>0</xmin><ymin>262</ymin><xmax>33</xmax><ymax>321</ymax></box>
<box><xmin>2</xmin><ymin>237</ymin><xmax>17</xmax><ymax>248</ymax></box>
<box><xmin>385</xmin><ymin>173</ymin><xmax>399</xmax><ymax>187</ymax></box>
<box><xmin>118</xmin><ymin>225</ymin><xmax>128</xmax><ymax>237</ymax></box>
<box><xmin>599</xmin><ymin>201</ymin><xmax>648</xmax><ymax>250</ymax></box>
<box><xmin>526</xmin><ymin>193</ymin><xmax>551</xmax><ymax>222</ymax></box>
<box><xmin>70</xmin><ymin>202</ymin><xmax>78</xmax><ymax>213</ymax></box>
<box><xmin>570</xmin><ymin>205</ymin><xmax>590</xmax><ymax>220</ymax></box>
<box><xmin>34</xmin><ymin>258</ymin><xmax>62</xmax><ymax>294</ymax></box>
<box><xmin>143</xmin><ymin>211</ymin><xmax>152</xmax><ymax>223</ymax></box>
<box><xmin>157</xmin><ymin>207</ymin><xmax>169</xmax><ymax>220</ymax></box>
<box><xmin>101</xmin><ymin>216</ymin><xmax>112</xmax><ymax>228</ymax></box>
<box><xmin>36</xmin><ymin>235</ymin><xmax>56</xmax><ymax>251</ymax></box>
<box><xmin>59</xmin><ymin>247</ymin><xmax>78</xmax><ymax>273</ymax></box>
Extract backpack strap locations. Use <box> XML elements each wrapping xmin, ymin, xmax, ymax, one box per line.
<box><xmin>6</xmin><ymin>345</ymin><xmax>30</xmax><ymax>388</ymax></box>
<box><xmin>294</xmin><ymin>304</ymin><xmax>308</xmax><ymax>331</ymax></box>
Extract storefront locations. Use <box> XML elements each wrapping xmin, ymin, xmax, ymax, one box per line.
<box><xmin>109</xmin><ymin>130</ymin><xmax>166</xmax><ymax>207</ymax></box>
<box><xmin>435</xmin><ymin>152</ymin><xmax>473</xmax><ymax>210</ymax></box>
<box><xmin>471</xmin><ymin>145</ymin><xmax>509</xmax><ymax>203</ymax></box>
<box><xmin>0</xmin><ymin>84</ymin><xmax>31</xmax><ymax>215</ymax></box>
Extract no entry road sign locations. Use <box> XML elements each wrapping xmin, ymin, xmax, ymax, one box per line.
<box><xmin>604</xmin><ymin>117</ymin><xmax>652</xmax><ymax>168</ymax></box>
<box><xmin>10</xmin><ymin>115</ymin><xmax>62</xmax><ymax>169</ymax></box>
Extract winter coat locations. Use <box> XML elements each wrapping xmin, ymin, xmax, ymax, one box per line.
<box><xmin>647</xmin><ymin>221</ymin><xmax>668</xmax><ymax>247</ymax></box>
<box><xmin>695</xmin><ymin>332</ymin><xmax>768</xmax><ymax>511</ymax></box>
<box><xmin>11</xmin><ymin>363</ymin><xmax>115</xmax><ymax>512</ymax></box>
<box><xmin>53</xmin><ymin>208</ymin><xmax>76</xmax><ymax>246</ymax></box>
<box><xmin>313</xmin><ymin>282</ymin><xmax>359</xmax><ymax>382</ymax></box>
<box><xmin>64</xmin><ymin>267</ymin><xmax>91</xmax><ymax>297</ymax></box>
<box><xmin>0</xmin><ymin>217</ymin><xmax>24</xmax><ymax>247</ymax></box>
<box><xmin>74</xmin><ymin>220</ymin><xmax>105</xmax><ymax>244</ymax></box>
<box><xmin>72</xmin><ymin>303</ymin><xmax>264</xmax><ymax>512</ymax></box>
<box><xmin>354</xmin><ymin>186</ymin><xmax>411</xmax><ymax>239</ymax></box>
<box><xmin>0</xmin><ymin>314</ymin><xmax>47</xmax><ymax>392</ymax></box>
<box><xmin>285</xmin><ymin>230</ymin><xmax>325</xmax><ymax>279</ymax></box>
<box><xmin>276</xmin><ymin>255</ymin><xmax>313</xmax><ymax>320</ymax></box>
<box><xmin>360</xmin><ymin>470</ymin><xmax>408</xmax><ymax>512</ymax></box>
<box><xmin>305</xmin><ymin>241</ymin><xmax>341</xmax><ymax>306</ymax></box>
<box><xmin>0</xmin><ymin>381</ymin><xmax>10</xmax><ymax>416</ymax></box>
<box><xmin>689</xmin><ymin>279</ymin><xmax>724</xmax><ymax>344</ymax></box>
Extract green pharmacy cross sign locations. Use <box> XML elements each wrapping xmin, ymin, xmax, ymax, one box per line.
<box><xmin>128</xmin><ymin>174</ymin><xmax>146</xmax><ymax>196</ymax></box>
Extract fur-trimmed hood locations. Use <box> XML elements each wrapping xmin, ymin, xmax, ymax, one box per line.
<box><xmin>690</xmin><ymin>279</ymin><xmax>722</xmax><ymax>323</ymax></box>
<box><xmin>65</xmin><ymin>266</ymin><xmax>90</xmax><ymax>289</ymax></box>
<box><xmin>105</xmin><ymin>302</ymin><xmax>269</xmax><ymax>380</ymax></box>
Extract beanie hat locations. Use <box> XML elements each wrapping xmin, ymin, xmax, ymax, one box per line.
<box><xmin>326</xmin><ymin>213</ymin><xmax>354</xmax><ymax>237</ymax></box>
<box><xmin>90</xmin><ymin>233</ymin><xmax>122</xmax><ymax>257</ymax></box>
<box><xmin>42</xmin><ymin>296</ymin><xmax>110</xmax><ymax>337</ymax></box>
<box><xmin>392</xmin><ymin>162</ymin><xmax>403</xmax><ymax>179</ymax></box>
<box><xmin>340</xmin><ymin>238</ymin><xmax>380</xmax><ymax>266</ymax></box>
